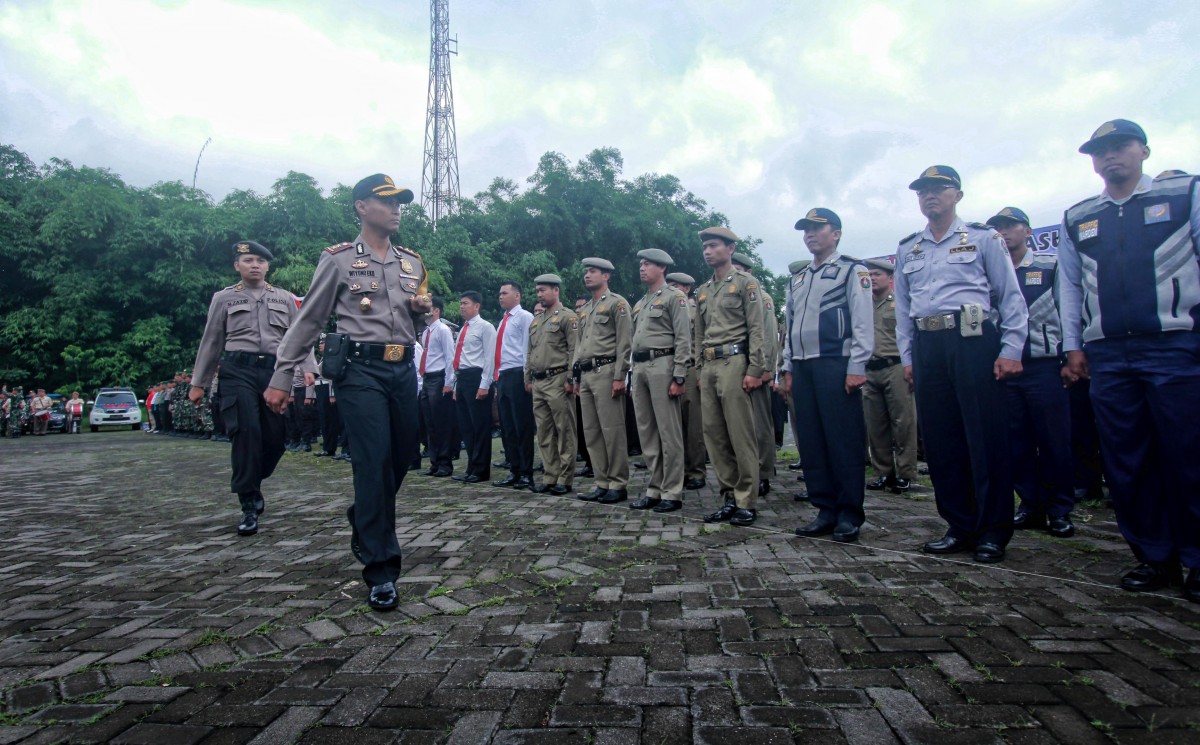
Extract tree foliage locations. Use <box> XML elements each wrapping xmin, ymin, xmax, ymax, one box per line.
<box><xmin>0</xmin><ymin>144</ymin><xmax>780</xmax><ymax>393</ymax></box>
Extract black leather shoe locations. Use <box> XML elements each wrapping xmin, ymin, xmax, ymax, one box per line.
<box><xmin>578</xmin><ymin>487</ymin><xmax>606</xmax><ymax>502</ymax></box>
<box><xmin>653</xmin><ymin>500</ymin><xmax>682</xmax><ymax>513</ymax></box>
<box><xmin>531</xmin><ymin>482</ymin><xmax>551</xmax><ymax>493</ymax></box>
<box><xmin>576</xmin><ymin>465</ymin><xmax>594</xmax><ymax>478</ymax></box>
<box><xmin>1185</xmin><ymin>568</ymin><xmax>1200</xmax><ymax>603</ymax></box>
<box><xmin>795</xmin><ymin>519</ymin><xmax>835</xmax><ymax>537</ymax></box>
<box><xmin>729</xmin><ymin>508</ymin><xmax>757</xmax><ymax>526</ymax></box>
<box><xmin>301</xmin><ymin>443</ymin><xmax>312</xmax><ymax>452</ymax></box>
<box><xmin>493</xmin><ymin>460</ymin><xmax>511</xmax><ymax>469</ymax></box>
<box><xmin>513</xmin><ymin>476</ymin><xmax>533</xmax><ymax>490</ymax></box>
<box><xmin>368</xmin><ymin>582</ymin><xmax>399</xmax><ymax>611</ymax></box>
<box><xmin>795</xmin><ymin>470</ymin><xmax>805</xmax><ymax>482</ymax></box>
<box><xmin>419</xmin><ymin>467</ymin><xmax>438</xmax><ymax>476</ymax></box>
<box><xmin>866</xmin><ymin>475</ymin><xmax>891</xmax><ymax>490</ymax></box>
<box><xmin>704</xmin><ymin>497</ymin><xmax>737</xmax><ymax>523</ymax></box>
<box><xmin>598</xmin><ymin>489</ymin><xmax>628</xmax><ymax>504</ymax></box>
<box><xmin>833</xmin><ymin>524</ymin><xmax>860</xmax><ymax>543</ymax></box>
<box><xmin>237</xmin><ymin>511</ymin><xmax>258</xmax><ymax>536</ymax></box>
<box><xmin>1013</xmin><ymin>511</ymin><xmax>1046</xmax><ymax>530</ymax></box>
<box><xmin>1121</xmin><ymin>562</ymin><xmax>1183</xmax><ymax>592</ymax></box>
<box><xmin>891</xmin><ymin>478</ymin><xmax>912</xmax><ymax>494</ymax></box>
<box><xmin>630</xmin><ymin>496</ymin><xmax>661</xmax><ymax>510</ymax></box>
<box><xmin>793</xmin><ymin>490</ymin><xmax>810</xmax><ymax>502</ymax></box>
<box><xmin>633</xmin><ymin>461</ymin><xmax>647</xmax><ymax>470</ymax></box>
<box><xmin>628</xmin><ymin>447</ymin><xmax>641</xmax><ymax>457</ymax></box>
<box><xmin>493</xmin><ymin>474</ymin><xmax>519</xmax><ymax>487</ymax></box>
<box><xmin>313</xmin><ymin>450</ymin><xmax>329</xmax><ymax>457</ymax></box>
<box><xmin>684</xmin><ymin>478</ymin><xmax>706</xmax><ymax>490</ymax></box>
<box><xmin>252</xmin><ymin>492</ymin><xmax>265</xmax><ymax>516</ymax></box>
<box><xmin>432</xmin><ymin>468</ymin><xmax>452</xmax><ymax>477</ymax></box>
<box><xmin>923</xmin><ymin>535</ymin><xmax>971</xmax><ymax>554</ymax></box>
<box><xmin>1047</xmin><ymin>515</ymin><xmax>1075</xmax><ymax>538</ymax></box>
<box><xmin>463</xmin><ymin>474</ymin><xmax>482</xmax><ymax>483</ymax></box>
<box><xmin>758</xmin><ymin>480</ymin><xmax>770</xmax><ymax>497</ymax></box>
<box><xmin>787</xmin><ymin>460</ymin><xmax>803</xmax><ymax>471</ymax></box>
<box><xmin>973</xmin><ymin>542</ymin><xmax>1005</xmax><ymax>563</ymax></box>
<box><xmin>549</xmin><ymin>484</ymin><xmax>570</xmax><ymax>496</ymax></box>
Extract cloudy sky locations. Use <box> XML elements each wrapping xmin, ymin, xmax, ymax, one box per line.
<box><xmin>2</xmin><ymin>0</ymin><xmax>1197</xmax><ymax>272</ymax></box>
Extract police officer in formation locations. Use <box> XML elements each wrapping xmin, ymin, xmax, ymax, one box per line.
<box><xmin>862</xmin><ymin>258</ymin><xmax>918</xmax><ymax>494</ymax></box>
<box><xmin>730</xmin><ymin>252</ymin><xmax>779</xmax><ymax>497</ymax></box>
<box><xmin>572</xmin><ymin>258</ymin><xmax>633</xmax><ymax>504</ymax></box>
<box><xmin>694</xmin><ymin>227</ymin><xmax>767</xmax><ymax>527</ymax></box>
<box><xmin>526</xmin><ymin>274</ymin><xmax>578</xmax><ymax>495</ymax></box>
<box><xmin>666</xmin><ymin>271</ymin><xmax>707</xmax><ymax>490</ymax></box>
<box><xmin>628</xmin><ymin>248</ymin><xmax>692</xmax><ymax>513</ymax></box>
<box><xmin>894</xmin><ymin>166</ymin><xmax>1028</xmax><ymax>564</ymax></box>
<box><xmin>781</xmin><ymin>209</ymin><xmax>874</xmax><ymax>543</ymax></box>
<box><xmin>191</xmin><ymin>240</ymin><xmax>305</xmax><ymax>536</ymax></box>
<box><xmin>1059</xmin><ymin>120</ymin><xmax>1200</xmax><ymax>602</ymax></box>
<box><xmin>986</xmin><ymin>206</ymin><xmax>1075</xmax><ymax>538</ymax></box>
<box><xmin>266</xmin><ymin>173</ymin><xmax>431</xmax><ymax>612</ymax></box>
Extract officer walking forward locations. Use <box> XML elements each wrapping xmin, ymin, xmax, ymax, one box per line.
<box><xmin>191</xmin><ymin>240</ymin><xmax>305</xmax><ymax>536</ymax></box>
<box><xmin>894</xmin><ymin>166</ymin><xmax>1027</xmax><ymax>563</ymax></box>
<box><xmin>266</xmin><ymin>174</ymin><xmax>431</xmax><ymax>611</ymax></box>
<box><xmin>628</xmin><ymin>249</ymin><xmax>692</xmax><ymax>513</ymax></box>
<box><xmin>526</xmin><ymin>274</ymin><xmax>579</xmax><ymax>495</ymax></box>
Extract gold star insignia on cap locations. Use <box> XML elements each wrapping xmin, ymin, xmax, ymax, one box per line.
<box><xmin>923</xmin><ymin>166</ymin><xmax>939</xmax><ymax>178</ymax></box>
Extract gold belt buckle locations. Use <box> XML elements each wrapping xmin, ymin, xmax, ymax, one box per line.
<box><xmin>383</xmin><ymin>344</ymin><xmax>406</xmax><ymax>362</ymax></box>
<box><xmin>703</xmin><ymin>348</ymin><xmax>716</xmax><ymax>361</ymax></box>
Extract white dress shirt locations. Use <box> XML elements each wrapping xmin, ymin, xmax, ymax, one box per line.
<box><xmin>420</xmin><ymin>318</ymin><xmax>458</xmax><ymax>390</ymax></box>
<box><xmin>496</xmin><ymin>305</ymin><xmax>534</xmax><ymax>374</ymax></box>
<box><xmin>454</xmin><ymin>316</ymin><xmax>497</xmax><ymax>390</ymax></box>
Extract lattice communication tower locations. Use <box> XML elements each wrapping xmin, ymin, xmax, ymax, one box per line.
<box><xmin>420</xmin><ymin>0</ymin><xmax>460</xmax><ymax>228</ymax></box>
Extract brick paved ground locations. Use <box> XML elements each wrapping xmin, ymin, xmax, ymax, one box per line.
<box><xmin>1</xmin><ymin>431</ymin><xmax>1197</xmax><ymax>744</ymax></box>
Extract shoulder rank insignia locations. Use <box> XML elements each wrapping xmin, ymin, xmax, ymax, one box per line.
<box><xmin>394</xmin><ymin>244</ymin><xmax>422</xmax><ymax>258</ymax></box>
<box><xmin>325</xmin><ymin>242</ymin><xmax>353</xmax><ymax>254</ymax></box>
<box><xmin>234</xmin><ymin>282</ymin><xmax>244</xmax><ymax>291</ymax></box>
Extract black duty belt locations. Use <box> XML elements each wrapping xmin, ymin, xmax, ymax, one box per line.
<box><xmin>351</xmin><ymin>342</ymin><xmax>414</xmax><ymax>363</ymax></box>
<box><xmin>865</xmin><ymin>356</ymin><xmax>901</xmax><ymax>371</ymax></box>
<box><xmin>530</xmin><ymin>366</ymin><xmax>567</xmax><ymax>380</ymax></box>
<box><xmin>223</xmin><ymin>351</ymin><xmax>277</xmax><ymax>368</ymax></box>
<box><xmin>632</xmin><ymin>348</ymin><xmax>675</xmax><ymax>363</ymax></box>
<box><xmin>576</xmin><ymin>356</ymin><xmax>616</xmax><ymax>372</ymax></box>
<box><xmin>702</xmin><ymin>342</ymin><xmax>748</xmax><ymax>361</ymax></box>
<box><xmin>423</xmin><ymin>368</ymin><xmax>446</xmax><ymax>378</ymax></box>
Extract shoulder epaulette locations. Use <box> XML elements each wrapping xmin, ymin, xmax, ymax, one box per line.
<box><xmin>899</xmin><ymin>231</ymin><xmax>919</xmax><ymax>245</ymax></box>
<box><xmin>967</xmin><ymin>222</ymin><xmax>994</xmax><ymax>230</ymax></box>
<box><xmin>837</xmin><ymin>255</ymin><xmax>858</xmax><ymax>264</ymax></box>
<box><xmin>223</xmin><ymin>283</ymin><xmax>240</xmax><ymax>291</ymax></box>
<box><xmin>324</xmin><ymin>242</ymin><xmax>353</xmax><ymax>254</ymax></box>
<box><xmin>395</xmin><ymin>245</ymin><xmax>422</xmax><ymax>258</ymax></box>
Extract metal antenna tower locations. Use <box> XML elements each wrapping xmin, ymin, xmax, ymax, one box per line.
<box><xmin>421</xmin><ymin>0</ymin><xmax>460</xmax><ymax>228</ymax></box>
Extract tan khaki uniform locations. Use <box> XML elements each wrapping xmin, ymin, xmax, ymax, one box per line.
<box><xmin>750</xmin><ymin>295</ymin><xmax>779</xmax><ymax>481</ymax></box>
<box><xmin>526</xmin><ymin>303</ymin><xmax>579</xmax><ymax>488</ymax></box>
<box><xmin>572</xmin><ymin>291</ymin><xmax>632</xmax><ymax>490</ymax></box>
<box><xmin>630</xmin><ymin>284</ymin><xmax>692</xmax><ymax>501</ymax></box>
<box><xmin>681</xmin><ymin>297</ymin><xmax>706</xmax><ymax>481</ymax></box>
<box><xmin>695</xmin><ymin>268</ymin><xmax>767</xmax><ymax>508</ymax></box>
<box><xmin>864</xmin><ymin>292</ymin><xmax>918</xmax><ymax>480</ymax></box>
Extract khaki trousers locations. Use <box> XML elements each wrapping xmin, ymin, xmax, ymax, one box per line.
<box><xmin>579</xmin><ymin>365</ymin><xmax>629</xmax><ymax>489</ymax></box>
<box><xmin>533</xmin><ymin>372</ymin><xmax>576</xmax><ymax>487</ymax></box>
<box><xmin>681</xmin><ymin>366</ymin><xmax>706</xmax><ymax>481</ymax></box>
<box><xmin>863</xmin><ymin>362</ymin><xmax>918</xmax><ymax>480</ymax></box>
<box><xmin>700</xmin><ymin>355</ymin><xmax>758</xmax><ymax>509</ymax></box>
<box><xmin>750</xmin><ymin>384</ymin><xmax>776</xmax><ymax>480</ymax></box>
<box><xmin>631</xmin><ymin>355</ymin><xmax>684</xmax><ymax>501</ymax></box>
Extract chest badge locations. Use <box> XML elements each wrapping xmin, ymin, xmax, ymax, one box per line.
<box><xmin>1078</xmin><ymin>219</ymin><xmax>1099</xmax><ymax>241</ymax></box>
<box><xmin>400</xmin><ymin>258</ymin><xmax>414</xmax><ymax>274</ymax></box>
<box><xmin>406</xmin><ymin>281</ymin><xmax>417</xmax><ymax>291</ymax></box>
<box><xmin>370</xmin><ymin>282</ymin><xmax>379</xmax><ymax>290</ymax></box>
<box><xmin>351</xmin><ymin>259</ymin><xmax>368</xmax><ymax>269</ymax></box>
<box><xmin>1144</xmin><ymin>203</ymin><xmax>1171</xmax><ymax>224</ymax></box>
<box><xmin>821</xmin><ymin>264</ymin><xmax>840</xmax><ymax>280</ymax></box>
<box><xmin>359</xmin><ymin>296</ymin><xmax>372</xmax><ymax>312</ymax></box>
<box><xmin>350</xmin><ymin>283</ymin><xmax>362</xmax><ymax>292</ymax></box>
<box><xmin>1025</xmin><ymin>271</ymin><xmax>1043</xmax><ymax>286</ymax></box>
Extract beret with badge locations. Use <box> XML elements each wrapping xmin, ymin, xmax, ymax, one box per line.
<box><xmin>232</xmin><ymin>240</ymin><xmax>273</xmax><ymax>261</ymax></box>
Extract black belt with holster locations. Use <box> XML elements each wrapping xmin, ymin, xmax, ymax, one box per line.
<box><xmin>702</xmin><ymin>342</ymin><xmax>748</xmax><ymax>361</ymax></box>
<box><xmin>530</xmin><ymin>366</ymin><xmax>567</xmax><ymax>380</ymax></box>
<box><xmin>351</xmin><ymin>341</ymin><xmax>414</xmax><ymax>363</ymax></box>
<box><xmin>865</xmin><ymin>355</ymin><xmax>901</xmax><ymax>371</ymax></box>
<box><xmin>575</xmin><ymin>356</ymin><xmax>616</xmax><ymax>373</ymax></box>
<box><xmin>632</xmin><ymin>347</ymin><xmax>675</xmax><ymax>363</ymax></box>
<box><xmin>223</xmin><ymin>351</ymin><xmax>277</xmax><ymax>369</ymax></box>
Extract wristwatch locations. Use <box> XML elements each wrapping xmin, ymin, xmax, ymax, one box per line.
<box><xmin>673</xmin><ymin>376</ymin><xmax>686</xmax><ymax>386</ymax></box>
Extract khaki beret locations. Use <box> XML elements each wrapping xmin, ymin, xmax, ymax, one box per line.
<box><xmin>581</xmin><ymin>257</ymin><xmax>615</xmax><ymax>271</ymax></box>
<box><xmin>788</xmin><ymin>259</ymin><xmax>810</xmax><ymax>275</ymax></box>
<box><xmin>698</xmin><ymin>226</ymin><xmax>739</xmax><ymax>243</ymax></box>
<box><xmin>636</xmin><ymin>248</ymin><xmax>674</xmax><ymax>266</ymax></box>
<box><xmin>665</xmin><ymin>272</ymin><xmax>695</xmax><ymax>286</ymax></box>
<box><xmin>533</xmin><ymin>273</ymin><xmax>563</xmax><ymax>286</ymax></box>
<box><xmin>865</xmin><ymin>258</ymin><xmax>895</xmax><ymax>274</ymax></box>
<box><xmin>731</xmin><ymin>252</ymin><xmax>755</xmax><ymax>270</ymax></box>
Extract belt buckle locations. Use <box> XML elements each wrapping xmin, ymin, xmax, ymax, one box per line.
<box><xmin>703</xmin><ymin>348</ymin><xmax>716</xmax><ymax>361</ymax></box>
<box><xmin>383</xmin><ymin>344</ymin><xmax>406</xmax><ymax>362</ymax></box>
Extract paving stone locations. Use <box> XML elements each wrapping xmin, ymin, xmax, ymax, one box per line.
<box><xmin>111</xmin><ymin>722</ymin><xmax>214</xmax><ymax>745</ymax></box>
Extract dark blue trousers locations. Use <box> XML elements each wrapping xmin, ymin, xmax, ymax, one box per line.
<box><xmin>1086</xmin><ymin>331</ymin><xmax>1200</xmax><ymax>568</ymax></box>
<box><xmin>912</xmin><ymin>323</ymin><xmax>1013</xmax><ymax>547</ymax></box>
<box><xmin>1068</xmin><ymin>380</ymin><xmax>1105</xmax><ymax>500</ymax></box>
<box><xmin>496</xmin><ymin>368</ymin><xmax>535</xmax><ymax>478</ymax></box>
<box><xmin>455</xmin><ymin>367</ymin><xmax>493</xmax><ymax>479</ymax></box>
<box><xmin>338</xmin><ymin>357</ymin><xmax>417</xmax><ymax>587</ymax></box>
<box><xmin>790</xmin><ymin>357</ymin><xmax>866</xmax><ymax>528</ymax></box>
<box><xmin>220</xmin><ymin>358</ymin><xmax>286</xmax><ymax>498</ymax></box>
<box><xmin>1007</xmin><ymin>358</ymin><xmax>1075</xmax><ymax>518</ymax></box>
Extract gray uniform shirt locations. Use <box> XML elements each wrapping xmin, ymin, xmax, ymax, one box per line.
<box><xmin>781</xmin><ymin>253</ymin><xmax>875</xmax><ymax>376</ymax></box>
<box><xmin>271</xmin><ymin>236</ymin><xmax>428</xmax><ymax>391</ymax></box>
<box><xmin>192</xmin><ymin>282</ymin><xmax>301</xmax><ymax>388</ymax></box>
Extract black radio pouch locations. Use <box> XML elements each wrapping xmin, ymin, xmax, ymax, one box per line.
<box><xmin>321</xmin><ymin>333</ymin><xmax>350</xmax><ymax>381</ymax></box>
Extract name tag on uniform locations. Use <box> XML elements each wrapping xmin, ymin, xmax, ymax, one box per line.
<box><xmin>948</xmin><ymin>245</ymin><xmax>976</xmax><ymax>254</ymax></box>
<box><xmin>1144</xmin><ymin>203</ymin><xmax>1171</xmax><ymax>224</ymax></box>
<box><xmin>1079</xmin><ymin>219</ymin><xmax>1099</xmax><ymax>240</ymax></box>
<box><xmin>1025</xmin><ymin>271</ymin><xmax>1043</xmax><ymax>286</ymax></box>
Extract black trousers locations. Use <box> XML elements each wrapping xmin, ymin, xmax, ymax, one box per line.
<box><xmin>338</xmin><ymin>356</ymin><xmax>417</xmax><ymax>587</ymax></box>
<box><xmin>913</xmin><ymin>323</ymin><xmax>1013</xmax><ymax>547</ymax></box>
<box><xmin>419</xmin><ymin>371</ymin><xmax>455</xmax><ymax>470</ymax></box>
<box><xmin>454</xmin><ymin>368</ymin><xmax>493</xmax><ymax>479</ymax></box>
<box><xmin>790</xmin><ymin>357</ymin><xmax>866</xmax><ymax>528</ymax></box>
<box><xmin>314</xmin><ymin>382</ymin><xmax>341</xmax><ymax>455</ymax></box>
<box><xmin>496</xmin><ymin>368</ymin><xmax>535</xmax><ymax>478</ymax></box>
<box><xmin>211</xmin><ymin>390</ymin><xmax>225</xmax><ymax>435</ymax></box>
<box><xmin>220</xmin><ymin>359</ymin><xmax>286</xmax><ymax>497</ymax></box>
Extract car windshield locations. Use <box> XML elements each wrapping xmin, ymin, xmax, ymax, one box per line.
<box><xmin>95</xmin><ymin>392</ymin><xmax>137</xmax><ymax>408</ymax></box>
<box><xmin>51</xmin><ymin>402</ymin><xmax>65</xmax><ymax>413</ymax></box>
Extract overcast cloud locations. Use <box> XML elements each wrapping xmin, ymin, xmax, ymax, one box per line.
<box><xmin>1</xmin><ymin>0</ymin><xmax>1197</xmax><ymax>271</ymax></box>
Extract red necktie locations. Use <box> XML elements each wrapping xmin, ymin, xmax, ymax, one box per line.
<box><xmin>420</xmin><ymin>328</ymin><xmax>430</xmax><ymax>376</ymax></box>
<box><xmin>493</xmin><ymin>312</ymin><xmax>510</xmax><ymax>380</ymax></box>
<box><xmin>453</xmin><ymin>321</ymin><xmax>469</xmax><ymax>371</ymax></box>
